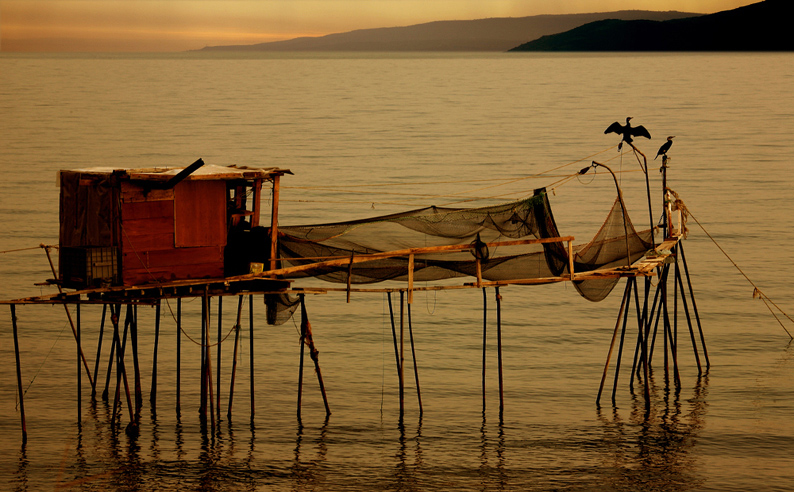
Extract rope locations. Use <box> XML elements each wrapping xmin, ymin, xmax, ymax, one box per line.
<box><xmin>689</xmin><ymin>209</ymin><xmax>794</xmax><ymax>339</ymax></box>
<box><xmin>1</xmin><ymin>245</ymin><xmax>57</xmax><ymax>255</ymax></box>
<box><xmin>281</xmin><ymin>146</ymin><xmax>629</xmax><ymax>208</ymax></box>
<box><xmin>17</xmin><ymin>318</ymin><xmax>70</xmax><ymax>407</ymax></box>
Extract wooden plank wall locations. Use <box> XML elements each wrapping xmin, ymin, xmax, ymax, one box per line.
<box><xmin>120</xmin><ymin>181</ymin><xmax>226</xmax><ymax>285</ymax></box>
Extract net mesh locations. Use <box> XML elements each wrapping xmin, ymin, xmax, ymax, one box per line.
<box><xmin>276</xmin><ymin>188</ymin><xmax>653</xmax><ymax>302</ymax></box>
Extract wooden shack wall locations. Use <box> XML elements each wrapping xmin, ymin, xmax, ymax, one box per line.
<box><xmin>120</xmin><ymin>180</ymin><xmax>227</xmax><ymax>285</ymax></box>
<box><xmin>59</xmin><ymin>171</ymin><xmax>118</xmax><ymax>248</ymax></box>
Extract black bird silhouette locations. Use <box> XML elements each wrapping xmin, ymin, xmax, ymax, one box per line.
<box><xmin>655</xmin><ymin>136</ymin><xmax>675</xmax><ymax>160</ymax></box>
<box><xmin>604</xmin><ymin>117</ymin><xmax>651</xmax><ymax>149</ymax></box>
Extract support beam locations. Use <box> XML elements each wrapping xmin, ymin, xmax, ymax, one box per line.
<box><xmin>228</xmin><ymin>296</ymin><xmax>244</xmax><ymax>419</ymax></box>
<box><xmin>150</xmin><ymin>300</ymin><xmax>160</xmax><ymax>411</ymax></box>
<box><xmin>11</xmin><ymin>305</ymin><xmax>28</xmax><ymax>443</ymax></box>
<box><xmin>407</xmin><ymin>303</ymin><xmax>423</xmax><ymax>416</ymax></box>
<box><xmin>482</xmin><ymin>288</ymin><xmax>487</xmax><ymax>413</ymax></box>
<box><xmin>91</xmin><ymin>304</ymin><xmax>107</xmax><ymax>401</ymax></box>
<box><xmin>495</xmin><ymin>287</ymin><xmax>504</xmax><ymax>420</ymax></box>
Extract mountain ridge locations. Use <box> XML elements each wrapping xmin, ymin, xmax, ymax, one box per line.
<box><xmin>510</xmin><ymin>0</ymin><xmax>790</xmax><ymax>51</ymax></box>
<box><xmin>196</xmin><ymin>10</ymin><xmax>700</xmax><ymax>52</ymax></box>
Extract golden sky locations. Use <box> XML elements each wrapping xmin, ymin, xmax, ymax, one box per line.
<box><xmin>1</xmin><ymin>0</ymin><xmax>754</xmax><ymax>52</ymax></box>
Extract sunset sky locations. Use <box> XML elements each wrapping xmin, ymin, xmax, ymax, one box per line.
<box><xmin>1</xmin><ymin>0</ymin><xmax>754</xmax><ymax>52</ymax></box>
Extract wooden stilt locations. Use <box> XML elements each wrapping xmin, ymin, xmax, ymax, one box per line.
<box><xmin>249</xmin><ymin>294</ymin><xmax>255</xmax><ymax>419</ymax></box>
<box><xmin>399</xmin><ymin>290</ymin><xmax>405</xmax><ymax>420</ymax></box>
<box><xmin>12</xmin><ymin>305</ymin><xmax>27</xmax><ymax>444</ymax></box>
<box><xmin>216</xmin><ymin>296</ymin><xmax>223</xmax><ymax>419</ymax></box>
<box><xmin>228</xmin><ymin>295</ymin><xmax>243</xmax><ymax>419</ymax></box>
<box><xmin>200</xmin><ymin>299</ymin><xmax>207</xmax><ymax>419</ymax></box>
<box><xmin>628</xmin><ymin>278</ymin><xmax>644</xmax><ymax>391</ymax></box>
<box><xmin>646</xmin><ymin>279</ymin><xmax>663</xmax><ymax>366</ymax></box>
<box><xmin>642</xmin><ymin>278</ymin><xmax>651</xmax><ymax>410</ymax></box>
<box><xmin>130</xmin><ymin>304</ymin><xmax>142</xmax><ymax>419</ymax></box>
<box><xmin>176</xmin><ymin>299</ymin><xmax>182</xmax><ymax>417</ymax></box>
<box><xmin>597</xmin><ymin>280</ymin><xmax>630</xmax><ymax>405</ymax></box>
<box><xmin>387</xmin><ymin>292</ymin><xmax>403</xmax><ymax>417</ymax></box>
<box><xmin>111</xmin><ymin>306</ymin><xmax>124</xmax><ymax>424</ymax></box>
<box><xmin>77</xmin><ymin>303</ymin><xmax>81</xmax><ymax>423</ymax></box>
<box><xmin>678</xmin><ymin>242</ymin><xmax>710</xmax><ymax>368</ymax></box>
<box><xmin>495</xmin><ymin>287</ymin><xmax>504</xmax><ymax>420</ymax></box>
<box><xmin>113</xmin><ymin>305</ymin><xmax>136</xmax><ymax>434</ymax></box>
<box><xmin>150</xmin><ymin>300</ymin><xmax>160</xmax><ymax>411</ymax></box>
<box><xmin>92</xmin><ymin>304</ymin><xmax>107</xmax><ymax>401</ymax></box>
<box><xmin>675</xmin><ymin>256</ymin><xmax>702</xmax><ymax>373</ymax></box>
<box><xmin>300</xmin><ymin>296</ymin><xmax>331</xmax><ymax>417</ymax></box>
<box><xmin>102</xmin><ymin>305</ymin><xmax>120</xmax><ymax>401</ymax></box>
<box><xmin>407</xmin><ymin>303</ymin><xmax>423</xmax><ymax>416</ymax></box>
<box><xmin>297</xmin><ymin>295</ymin><xmax>306</xmax><ymax>421</ymax></box>
<box><xmin>204</xmin><ymin>292</ymin><xmax>216</xmax><ymax>434</ymax></box>
<box><xmin>611</xmin><ymin>278</ymin><xmax>633</xmax><ymax>404</ymax></box>
<box><xmin>482</xmin><ymin>287</ymin><xmax>487</xmax><ymax>413</ymax></box>
<box><xmin>43</xmin><ymin>246</ymin><xmax>95</xmax><ymax>390</ymax></box>
<box><xmin>662</xmin><ymin>278</ymin><xmax>681</xmax><ymax>386</ymax></box>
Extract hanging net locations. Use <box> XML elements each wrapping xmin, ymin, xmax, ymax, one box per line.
<box><xmin>274</xmin><ymin>188</ymin><xmax>653</xmax><ymax>302</ymax></box>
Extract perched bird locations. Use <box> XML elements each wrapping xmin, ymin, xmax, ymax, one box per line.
<box><xmin>655</xmin><ymin>136</ymin><xmax>675</xmax><ymax>160</ymax></box>
<box><xmin>604</xmin><ymin>117</ymin><xmax>651</xmax><ymax>149</ymax></box>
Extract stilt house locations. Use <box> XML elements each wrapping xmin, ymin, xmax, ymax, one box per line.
<box><xmin>57</xmin><ymin>159</ymin><xmax>290</xmax><ymax>288</ymax></box>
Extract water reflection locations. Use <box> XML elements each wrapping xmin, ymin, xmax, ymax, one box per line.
<box><xmin>479</xmin><ymin>413</ymin><xmax>507</xmax><ymax>491</ymax></box>
<box><xmin>597</xmin><ymin>372</ymin><xmax>709</xmax><ymax>491</ymax></box>
<box><xmin>291</xmin><ymin>417</ymin><xmax>329</xmax><ymax>489</ymax></box>
<box><xmin>390</xmin><ymin>418</ymin><xmax>424</xmax><ymax>491</ymax></box>
<box><xmin>13</xmin><ymin>443</ymin><xmax>28</xmax><ymax>492</ymax></box>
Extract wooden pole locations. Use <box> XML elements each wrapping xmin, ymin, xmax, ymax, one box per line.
<box><xmin>113</xmin><ymin>305</ymin><xmax>136</xmax><ymax>434</ymax></box>
<box><xmin>407</xmin><ymin>303</ymin><xmax>423</xmax><ymax>416</ymax></box>
<box><xmin>216</xmin><ymin>296</ymin><xmax>223</xmax><ymax>419</ymax></box>
<box><xmin>102</xmin><ymin>305</ymin><xmax>119</xmax><ymax>401</ymax></box>
<box><xmin>43</xmin><ymin>246</ymin><xmax>94</xmax><ymax>390</ymax></box>
<box><xmin>176</xmin><ymin>298</ymin><xmax>182</xmax><ymax>417</ymax></box>
<box><xmin>131</xmin><ymin>304</ymin><xmax>142</xmax><ymax>419</ymax></box>
<box><xmin>597</xmin><ymin>280</ymin><xmax>630</xmax><ymax>405</ymax></box>
<box><xmin>11</xmin><ymin>305</ymin><xmax>27</xmax><ymax>443</ymax></box>
<box><xmin>200</xmin><ymin>298</ymin><xmax>207</xmax><ymax>419</ymax></box>
<box><xmin>297</xmin><ymin>295</ymin><xmax>306</xmax><ymax>421</ymax></box>
<box><xmin>482</xmin><ymin>287</ymin><xmax>487</xmax><ymax>413</ymax></box>
<box><xmin>249</xmin><ymin>294</ymin><xmax>255</xmax><ymax>419</ymax></box>
<box><xmin>611</xmin><ymin>278</ymin><xmax>633</xmax><ymax>404</ymax></box>
<box><xmin>228</xmin><ymin>295</ymin><xmax>244</xmax><ymax>419</ymax></box>
<box><xmin>675</xmin><ymin>256</ymin><xmax>702</xmax><ymax>373</ymax></box>
<box><xmin>77</xmin><ymin>303</ymin><xmax>81</xmax><ymax>423</ymax></box>
<box><xmin>150</xmin><ymin>300</ymin><xmax>160</xmax><ymax>411</ymax></box>
<box><xmin>679</xmin><ymin>242</ymin><xmax>710</xmax><ymax>368</ymax></box>
<box><xmin>302</xmin><ymin>297</ymin><xmax>331</xmax><ymax>417</ymax></box>
<box><xmin>269</xmin><ymin>176</ymin><xmax>280</xmax><ymax>273</ymax></box>
<box><xmin>407</xmin><ymin>254</ymin><xmax>415</xmax><ymax>305</ymax></box>
<box><xmin>204</xmin><ymin>292</ymin><xmax>216</xmax><ymax>434</ymax></box>
<box><xmin>91</xmin><ymin>304</ymin><xmax>107</xmax><ymax>401</ymax></box>
<box><xmin>399</xmin><ymin>290</ymin><xmax>405</xmax><ymax>420</ymax></box>
<box><xmin>495</xmin><ymin>287</ymin><xmax>504</xmax><ymax>419</ymax></box>
<box><xmin>387</xmin><ymin>292</ymin><xmax>402</xmax><ymax>416</ymax></box>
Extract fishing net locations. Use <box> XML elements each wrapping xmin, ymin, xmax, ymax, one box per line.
<box><xmin>275</xmin><ymin>188</ymin><xmax>653</xmax><ymax>302</ymax></box>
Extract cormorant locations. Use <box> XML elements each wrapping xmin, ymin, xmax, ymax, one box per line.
<box><xmin>604</xmin><ymin>117</ymin><xmax>651</xmax><ymax>149</ymax></box>
<box><xmin>655</xmin><ymin>136</ymin><xmax>675</xmax><ymax>160</ymax></box>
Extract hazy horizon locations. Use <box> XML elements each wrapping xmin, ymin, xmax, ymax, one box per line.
<box><xmin>1</xmin><ymin>0</ymin><xmax>754</xmax><ymax>53</ymax></box>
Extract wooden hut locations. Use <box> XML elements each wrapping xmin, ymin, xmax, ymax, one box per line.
<box><xmin>57</xmin><ymin>159</ymin><xmax>291</xmax><ymax>288</ymax></box>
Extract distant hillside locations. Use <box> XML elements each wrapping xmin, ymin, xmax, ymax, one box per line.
<box><xmin>510</xmin><ymin>0</ymin><xmax>791</xmax><ymax>51</ymax></box>
<box><xmin>197</xmin><ymin>11</ymin><xmax>700</xmax><ymax>52</ymax></box>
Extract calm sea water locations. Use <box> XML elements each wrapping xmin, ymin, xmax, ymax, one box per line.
<box><xmin>1</xmin><ymin>52</ymin><xmax>793</xmax><ymax>491</ymax></box>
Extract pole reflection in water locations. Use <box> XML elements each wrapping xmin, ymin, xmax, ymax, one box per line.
<box><xmin>596</xmin><ymin>372</ymin><xmax>709</xmax><ymax>490</ymax></box>
<box><xmin>292</xmin><ymin>417</ymin><xmax>329</xmax><ymax>489</ymax></box>
<box><xmin>479</xmin><ymin>413</ymin><xmax>507</xmax><ymax>491</ymax></box>
<box><xmin>14</xmin><ymin>443</ymin><xmax>28</xmax><ymax>491</ymax></box>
